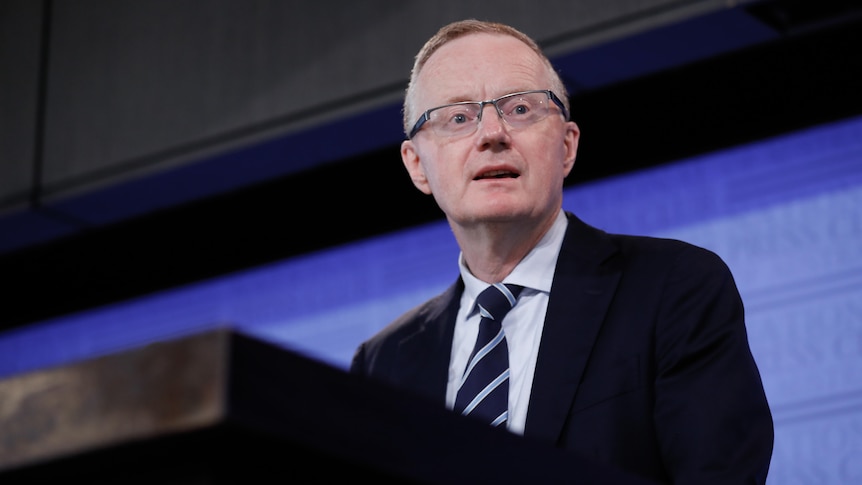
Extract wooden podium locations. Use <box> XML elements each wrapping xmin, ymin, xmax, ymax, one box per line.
<box><xmin>0</xmin><ymin>328</ymin><xmax>655</xmax><ymax>483</ymax></box>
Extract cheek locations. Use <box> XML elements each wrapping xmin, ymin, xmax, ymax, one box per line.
<box><xmin>541</xmin><ymin>131</ymin><xmax>574</xmax><ymax>177</ymax></box>
<box><xmin>418</xmin><ymin>147</ymin><xmax>455</xmax><ymax>188</ymax></box>
<box><xmin>422</xmin><ymin>163</ymin><xmax>451</xmax><ymax>196</ymax></box>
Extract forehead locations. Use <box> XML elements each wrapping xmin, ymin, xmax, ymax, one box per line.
<box><xmin>415</xmin><ymin>33</ymin><xmax>550</xmax><ymax>103</ymax></box>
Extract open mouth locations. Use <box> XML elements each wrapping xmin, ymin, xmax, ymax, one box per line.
<box><xmin>475</xmin><ymin>170</ymin><xmax>520</xmax><ymax>180</ymax></box>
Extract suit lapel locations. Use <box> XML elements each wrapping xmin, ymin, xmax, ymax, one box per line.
<box><xmin>524</xmin><ymin>213</ymin><xmax>622</xmax><ymax>443</ymax></box>
<box><xmin>390</xmin><ymin>280</ymin><xmax>463</xmax><ymax>404</ymax></box>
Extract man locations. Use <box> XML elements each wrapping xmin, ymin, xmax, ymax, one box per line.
<box><xmin>350</xmin><ymin>19</ymin><xmax>773</xmax><ymax>484</ymax></box>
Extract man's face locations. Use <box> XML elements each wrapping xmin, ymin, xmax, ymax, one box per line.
<box><xmin>401</xmin><ymin>33</ymin><xmax>579</xmax><ymax>230</ymax></box>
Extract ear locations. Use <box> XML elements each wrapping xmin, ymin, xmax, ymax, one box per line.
<box><xmin>561</xmin><ymin>121</ymin><xmax>580</xmax><ymax>177</ymax></box>
<box><xmin>401</xmin><ymin>140</ymin><xmax>433</xmax><ymax>195</ymax></box>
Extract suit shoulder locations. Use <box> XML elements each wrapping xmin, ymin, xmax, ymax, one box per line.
<box><xmin>564</xmin><ymin>212</ymin><xmax>727</xmax><ymax>271</ymax></box>
<box><xmin>369</xmin><ymin>296</ymin><xmax>439</xmax><ymax>343</ymax></box>
<box><xmin>350</xmin><ymin>284</ymin><xmax>458</xmax><ymax>376</ymax></box>
<box><xmin>359</xmin><ymin>282</ymin><xmax>459</xmax><ymax>351</ymax></box>
<box><xmin>609</xmin><ymin>232</ymin><xmax>728</xmax><ymax>268</ymax></box>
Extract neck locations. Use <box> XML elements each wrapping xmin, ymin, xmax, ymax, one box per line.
<box><xmin>453</xmin><ymin>210</ymin><xmax>559</xmax><ymax>283</ymax></box>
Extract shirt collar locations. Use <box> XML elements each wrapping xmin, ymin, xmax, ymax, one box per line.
<box><xmin>459</xmin><ymin>210</ymin><xmax>568</xmax><ymax>313</ymax></box>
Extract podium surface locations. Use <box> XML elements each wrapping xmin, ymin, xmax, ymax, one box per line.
<box><xmin>0</xmin><ymin>328</ymin><xmax>656</xmax><ymax>483</ymax></box>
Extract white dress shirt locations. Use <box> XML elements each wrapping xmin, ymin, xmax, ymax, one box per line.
<box><xmin>446</xmin><ymin>210</ymin><xmax>568</xmax><ymax>434</ymax></box>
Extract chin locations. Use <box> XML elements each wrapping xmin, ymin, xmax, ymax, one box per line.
<box><xmin>471</xmin><ymin>206</ymin><xmax>531</xmax><ymax>223</ymax></box>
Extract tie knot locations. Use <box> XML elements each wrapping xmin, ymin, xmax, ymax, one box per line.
<box><xmin>476</xmin><ymin>283</ymin><xmax>523</xmax><ymax>322</ymax></box>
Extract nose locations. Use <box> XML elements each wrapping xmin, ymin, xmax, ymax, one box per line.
<box><xmin>475</xmin><ymin>102</ymin><xmax>509</xmax><ymax>145</ymax></box>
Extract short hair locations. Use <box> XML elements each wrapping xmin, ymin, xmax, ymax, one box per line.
<box><xmin>403</xmin><ymin>19</ymin><xmax>570</xmax><ymax>137</ymax></box>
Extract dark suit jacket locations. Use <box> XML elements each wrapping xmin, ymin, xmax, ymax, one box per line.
<box><xmin>351</xmin><ymin>212</ymin><xmax>774</xmax><ymax>484</ymax></box>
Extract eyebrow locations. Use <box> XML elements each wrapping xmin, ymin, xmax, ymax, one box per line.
<box><xmin>441</xmin><ymin>89</ymin><xmax>533</xmax><ymax>105</ymax></box>
<box><xmin>441</xmin><ymin>95</ymin><xmax>478</xmax><ymax>104</ymax></box>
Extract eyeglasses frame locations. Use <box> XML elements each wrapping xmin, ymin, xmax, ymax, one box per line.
<box><xmin>408</xmin><ymin>89</ymin><xmax>568</xmax><ymax>139</ymax></box>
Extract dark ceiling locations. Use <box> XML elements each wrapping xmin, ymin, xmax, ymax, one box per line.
<box><xmin>2</xmin><ymin>0</ymin><xmax>861</xmax><ymax>331</ymax></box>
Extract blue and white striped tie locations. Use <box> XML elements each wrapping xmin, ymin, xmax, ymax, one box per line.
<box><xmin>454</xmin><ymin>283</ymin><xmax>523</xmax><ymax>427</ymax></box>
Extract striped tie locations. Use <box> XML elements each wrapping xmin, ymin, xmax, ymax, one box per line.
<box><xmin>454</xmin><ymin>283</ymin><xmax>523</xmax><ymax>427</ymax></box>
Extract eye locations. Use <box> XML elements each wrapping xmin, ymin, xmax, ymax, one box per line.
<box><xmin>511</xmin><ymin>103</ymin><xmax>530</xmax><ymax>116</ymax></box>
<box><xmin>450</xmin><ymin>112</ymin><xmax>470</xmax><ymax>125</ymax></box>
<box><xmin>436</xmin><ymin>105</ymin><xmax>477</xmax><ymax>126</ymax></box>
<box><xmin>501</xmin><ymin>97</ymin><xmax>535</xmax><ymax>118</ymax></box>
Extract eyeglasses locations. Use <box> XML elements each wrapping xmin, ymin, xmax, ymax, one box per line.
<box><xmin>408</xmin><ymin>89</ymin><xmax>568</xmax><ymax>139</ymax></box>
